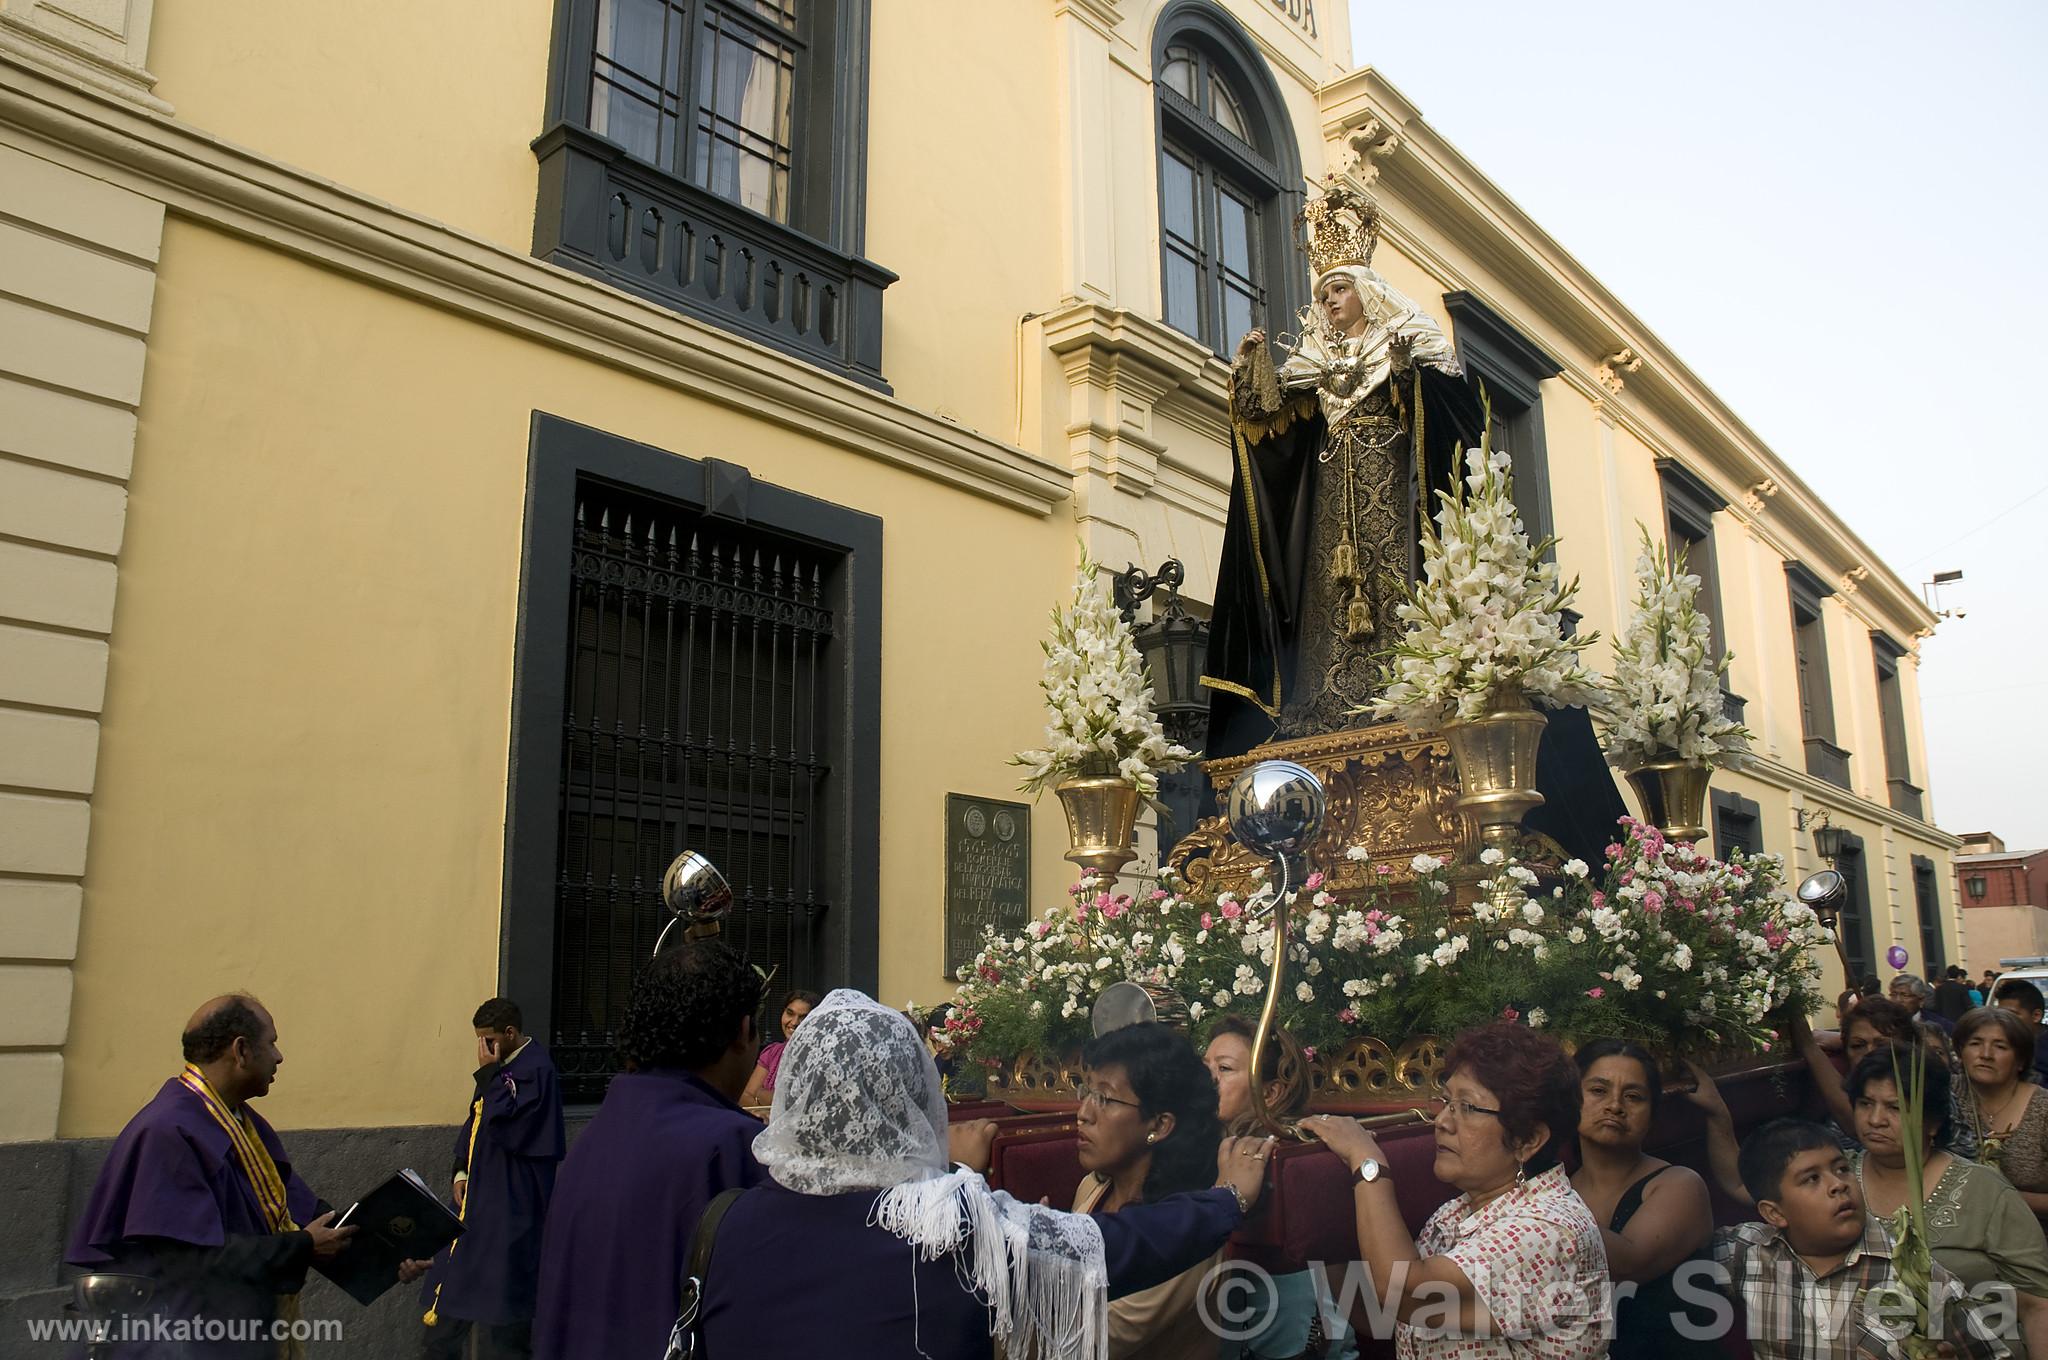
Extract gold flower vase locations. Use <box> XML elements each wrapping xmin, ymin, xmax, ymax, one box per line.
<box><xmin>1054</xmin><ymin>774</ymin><xmax>1141</xmax><ymax>880</ymax></box>
<box><xmin>1441</xmin><ymin>695</ymin><xmax>1548</xmax><ymax>857</ymax></box>
<box><xmin>1623</xmin><ymin>758</ymin><xmax>1712</xmax><ymax>843</ymax></box>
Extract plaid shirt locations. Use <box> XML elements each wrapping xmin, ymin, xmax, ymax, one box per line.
<box><xmin>1713</xmin><ymin>1219</ymin><xmax>2011</xmax><ymax>1360</ymax></box>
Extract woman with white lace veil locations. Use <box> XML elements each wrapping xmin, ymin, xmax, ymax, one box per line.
<box><xmin>700</xmin><ymin>989</ymin><xmax>1272</xmax><ymax>1360</ymax></box>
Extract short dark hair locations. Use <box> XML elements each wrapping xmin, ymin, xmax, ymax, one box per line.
<box><xmin>1999</xmin><ymin>978</ymin><xmax>2045</xmax><ymax>1017</ymax></box>
<box><xmin>1442</xmin><ymin>1022</ymin><xmax>1582</xmax><ymax>1175</ymax></box>
<box><xmin>781</xmin><ymin>989</ymin><xmax>823</xmax><ymax>1014</ymax></box>
<box><xmin>472</xmin><ymin>998</ymin><xmax>523</xmax><ymax>1032</ymax></box>
<box><xmin>1207</xmin><ymin>1014</ymin><xmax>1312</xmax><ymax>1127</ymax></box>
<box><xmin>181</xmin><ymin>996</ymin><xmax>268</xmax><ymax>1064</ymax></box>
<box><xmin>1858</xmin><ymin>974</ymin><xmax>1883</xmax><ymax>996</ymax></box>
<box><xmin>1738</xmin><ymin>1117</ymin><xmax>1840</xmax><ymax>1204</ymax></box>
<box><xmin>1082</xmin><ymin>1022</ymin><xmax>1223</xmax><ymax>1203</ymax></box>
<box><xmin>1955</xmin><ymin>1006</ymin><xmax>2037</xmax><ymax>1074</ymax></box>
<box><xmin>1574</xmin><ymin>1037</ymin><xmax>1663</xmax><ymax>1119</ymax></box>
<box><xmin>1846</xmin><ymin>1042</ymin><xmax>1952</xmax><ymax>1147</ymax></box>
<box><xmin>1844</xmin><ymin>996</ymin><xmax>1916</xmax><ymax>1046</ymax></box>
<box><xmin>618</xmin><ymin>941</ymin><xmax>763</xmax><ymax>1072</ymax></box>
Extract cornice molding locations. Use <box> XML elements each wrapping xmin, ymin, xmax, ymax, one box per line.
<box><xmin>1317</xmin><ymin>67</ymin><xmax>1938</xmax><ymax>642</ymax></box>
<box><xmin>1734</xmin><ymin>756</ymin><xmax>1962</xmax><ymax>854</ymax></box>
<box><xmin>0</xmin><ymin>55</ymin><xmax>1072</xmax><ymax>517</ymax></box>
<box><xmin>0</xmin><ymin>11</ymin><xmax>168</xmax><ymax>116</ymax></box>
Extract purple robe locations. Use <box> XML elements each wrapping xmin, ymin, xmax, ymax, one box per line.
<box><xmin>699</xmin><ymin>1183</ymin><xmax>1244</xmax><ymax>1359</ymax></box>
<box><xmin>66</xmin><ymin>1079</ymin><xmax>325</xmax><ymax>1359</ymax></box>
<box><xmin>529</xmin><ymin>1068</ymin><xmax>765</xmax><ymax>1360</ymax></box>
<box><xmin>418</xmin><ymin>1039</ymin><xmax>564</xmax><ymax>1325</ymax></box>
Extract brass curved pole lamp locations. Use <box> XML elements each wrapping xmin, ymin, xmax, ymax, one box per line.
<box><xmin>1223</xmin><ymin>760</ymin><xmax>1326</xmax><ymax>1138</ymax></box>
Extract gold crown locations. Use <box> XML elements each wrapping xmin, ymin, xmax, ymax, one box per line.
<box><xmin>1302</xmin><ymin>178</ymin><xmax>1382</xmax><ymax>277</ymax></box>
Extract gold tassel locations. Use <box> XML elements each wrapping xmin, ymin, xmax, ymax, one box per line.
<box><xmin>1346</xmin><ymin>594</ymin><xmax>1375</xmax><ymax>643</ymax></box>
<box><xmin>1330</xmin><ymin>538</ymin><xmax>1356</xmax><ymax>583</ymax></box>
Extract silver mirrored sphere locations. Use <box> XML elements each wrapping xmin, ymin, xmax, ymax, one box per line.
<box><xmin>1225</xmin><ymin>760</ymin><xmax>1326</xmax><ymax>860</ymax></box>
<box><xmin>661</xmin><ymin>850</ymin><xmax>734</xmax><ymax>923</ymax></box>
<box><xmin>1090</xmin><ymin>979</ymin><xmax>1191</xmax><ymax>1036</ymax></box>
<box><xmin>1796</xmin><ymin>869</ymin><xmax>1846</xmax><ymax>910</ymax></box>
<box><xmin>73</xmin><ymin>1272</ymin><xmax>153</xmax><ymax>1323</ymax></box>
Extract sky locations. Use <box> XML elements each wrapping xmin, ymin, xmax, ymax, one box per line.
<box><xmin>1345</xmin><ymin>0</ymin><xmax>2048</xmax><ymax>850</ymax></box>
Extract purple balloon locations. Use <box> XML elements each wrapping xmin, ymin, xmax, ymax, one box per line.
<box><xmin>1886</xmin><ymin>944</ymin><xmax>1910</xmax><ymax>970</ymax></box>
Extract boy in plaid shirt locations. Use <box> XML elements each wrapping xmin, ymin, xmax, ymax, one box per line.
<box><xmin>1710</xmin><ymin>1118</ymin><xmax>2011</xmax><ymax>1360</ymax></box>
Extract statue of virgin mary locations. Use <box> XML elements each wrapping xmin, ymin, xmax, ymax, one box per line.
<box><xmin>1202</xmin><ymin>181</ymin><xmax>1485</xmax><ymax>757</ymax></box>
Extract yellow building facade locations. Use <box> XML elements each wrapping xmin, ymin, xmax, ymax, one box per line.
<box><xmin>0</xmin><ymin>0</ymin><xmax>1956</xmax><ymax>1152</ymax></box>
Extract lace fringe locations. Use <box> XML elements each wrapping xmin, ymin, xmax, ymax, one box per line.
<box><xmin>873</xmin><ymin>1171</ymin><xmax>1108</xmax><ymax>1360</ymax></box>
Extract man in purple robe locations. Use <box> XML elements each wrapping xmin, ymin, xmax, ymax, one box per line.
<box><xmin>416</xmin><ymin>997</ymin><xmax>564</xmax><ymax>1359</ymax></box>
<box><xmin>529</xmin><ymin>941</ymin><xmax>766</xmax><ymax>1360</ymax></box>
<box><xmin>66</xmin><ymin>994</ymin><xmax>360</xmax><ymax>1358</ymax></box>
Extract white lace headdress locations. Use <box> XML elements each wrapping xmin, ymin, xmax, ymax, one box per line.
<box><xmin>753</xmin><ymin>989</ymin><xmax>1109</xmax><ymax>1360</ymax></box>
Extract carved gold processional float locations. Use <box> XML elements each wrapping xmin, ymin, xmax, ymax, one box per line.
<box><xmin>937</xmin><ymin>181</ymin><xmax>1848</xmax><ymax>1134</ymax></box>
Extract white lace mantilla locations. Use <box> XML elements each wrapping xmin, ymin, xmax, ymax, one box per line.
<box><xmin>754</xmin><ymin>989</ymin><xmax>1111</xmax><ymax>1360</ymax></box>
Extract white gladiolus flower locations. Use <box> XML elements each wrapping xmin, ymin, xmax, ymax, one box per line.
<box><xmin>1369</xmin><ymin>446</ymin><xmax>1603</xmax><ymax>726</ymax></box>
<box><xmin>1600</xmin><ymin>528</ymin><xmax>1753</xmax><ymax>770</ymax></box>
<box><xmin>1011</xmin><ymin>554</ymin><xmax>1193</xmax><ymax>799</ymax></box>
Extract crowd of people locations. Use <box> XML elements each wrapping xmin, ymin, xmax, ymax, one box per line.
<box><xmin>62</xmin><ymin>949</ymin><xmax>2048</xmax><ymax>1360</ymax></box>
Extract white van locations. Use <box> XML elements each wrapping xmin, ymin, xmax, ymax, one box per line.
<box><xmin>1992</xmin><ymin>958</ymin><xmax>2048</xmax><ymax>1005</ymax></box>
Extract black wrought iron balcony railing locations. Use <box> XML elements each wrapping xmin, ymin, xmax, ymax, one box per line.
<box><xmin>533</xmin><ymin>123</ymin><xmax>897</xmax><ymax>391</ymax></box>
<box><xmin>1803</xmin><ymin>735</ymin><xmax>1852</xmax><ymax>791</ymax></box>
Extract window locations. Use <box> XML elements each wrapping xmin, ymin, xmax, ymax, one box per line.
<box><xmin>1786</xmin><ymin>562</ymin><xmax>1850</xmax><ymax>789</ymax></box>
<box><xmin>504</xmin><ymin>414</ymin><xmax>882</xmax><ymax>1102</ymax></box>
<box><xmin>1442</xmin><ymin>293</ymin><xmax>1561</xmax><ymax>546</ymax></box>
<box><xmin>1872</xmin><ymin>634</ymin><xmax>1923</xmax><ymax>819</ymax></box>
<box><xmin>537</xmin><ymin>0</ymin><xmax>896</xmax><ymax>387</ymax></box>
<box><xmin>1835</xmin><ymin>833</ymin><xmax>1874</xmax><ymax>984</ymax></box>
<box><xmin>1153</xmin><ymin>6</ymin><xmax>1303</xmax><ymax>357</ymax></box>
<box><xmin>1913</xmin><ymin>855</ymin><xmax>1947</xmax><ymax>974</ymax></box>
<box><xmin>1712</xmin><ymin>790</ymin><xmax>1763</xmax><ymax>859</ymax></box>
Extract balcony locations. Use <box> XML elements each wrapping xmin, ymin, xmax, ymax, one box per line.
<box><xmin>532</xmin><ymin>123</ymin><xmax>897</xmax><ymax>390</ymax></box>
<box><xmin>1803</xmin><ymin>736</ymin><xmax>1852</xmax><ymax>791</ymax></box>
<box><xmin>1721</xmin><ymin>688</ymin><xmax>1747</xmax><ymax>728</ymax></box>
<box><xmin>1888</xmin><ymin>777</ymin><xmax>1925</xmax><ymax>821</ymax></box>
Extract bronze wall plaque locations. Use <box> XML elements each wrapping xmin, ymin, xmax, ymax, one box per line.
<box><xmin>944</xmin><ymin>793</ymin><xmax>1032</xmax><ymax>978</ymax></box>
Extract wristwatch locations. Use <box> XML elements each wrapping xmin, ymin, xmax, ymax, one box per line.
<box><xmin>1355</xmin><ymin>1158</ymin><xmax>1384</xmax><ymax>1185</ymax></box>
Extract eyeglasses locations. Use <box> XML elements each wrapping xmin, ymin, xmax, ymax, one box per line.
<box><xmin>1436</xmin><ymin>1098</ymin><xmax>1502</xmax><ymax>1125</ymax></box>
<box><xmin>1078</xmin><ymin>1085</ymin><xmax>1142</xmax><ymax>1113</ymax></box>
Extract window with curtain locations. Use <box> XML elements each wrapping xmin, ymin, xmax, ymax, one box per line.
<box><xmin>536</xmin><ymin>0</ymin><xmax>896</xmax><ymax>387</ymax></box>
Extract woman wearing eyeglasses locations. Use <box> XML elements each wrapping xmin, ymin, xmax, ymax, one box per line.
<box><xmin>1302</xmin><ymin>1023</ymin><xmax>1610</xmax><ymax>1360</ymax></box>
<box><xmin>1074</xmin><ymin>1021</ymin><xmax>1228</xmax><ymax>1359</ymax></box>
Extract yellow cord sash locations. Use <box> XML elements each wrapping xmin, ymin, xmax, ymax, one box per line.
<box><xmin>422</xmin><ymin>1096</ymin><xmax>485</xmax><ymax>1327</ymax></box>
<box><xmin>178</xmin><ymin>1064</ymin><xmax>305</xmax><ymax>1359</ymax></box>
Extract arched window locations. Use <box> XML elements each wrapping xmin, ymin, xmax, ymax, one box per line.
<box><xmin>1152</xmin><ymin>4</ymin><xmax>1303</xmax><ymax>357</ymax></box>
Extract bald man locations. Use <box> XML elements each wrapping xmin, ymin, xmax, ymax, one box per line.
<box><xmin>67</xmin><ymin>995</ymin><xmax>363</xmax><ymax>1357</ymax></box>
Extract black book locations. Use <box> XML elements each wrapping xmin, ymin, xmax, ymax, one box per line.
<box><xmin>313</xmin><ymin>1168</ymin><xmax>464</xmax><ymax>1306</ymax></box>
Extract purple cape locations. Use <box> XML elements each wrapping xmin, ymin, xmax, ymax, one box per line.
<box><xmin>67</xmin><ymin>1078</ymin><xmax>323</xmax><ymax>1357</ymax></box>
<box><xmin>529</xmin><ymin>1068</ymin><xmax>765</xmax><ymax>1360</ymax></box>
<box><xmin>419</xmin><ymin>1039</ymin><xmax>565</xmax><ymax>1325</ymax></box>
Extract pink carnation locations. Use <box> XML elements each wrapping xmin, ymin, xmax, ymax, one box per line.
<box><xmin>1644</xmin><ymin>891</ymin><xmax>1664</xmax><ymax>913</ymax></box>
<box><xmin>1339</xmin><ymin>1008</ymin><xmax>1358</xmax><ymax>1024</ymax></box>
<box><xmin>1304</xmin><ymin>871</ymin><xmax>1325</xmax><ymax>891</ymax></box>
<box><xmin>1587</xmin><ymin>987</ymin><xmax>1605</xmax><ymax>999</ymax></box>
<box><xmin>1220</xmin><ymin>900</ymin><xmax>1243</xmax><ymax>920</ymax></box>
<box><xmin>1200</xmin><ymin>912</ymin><xmax>1213</xmax><ymax>930</ymax></box>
